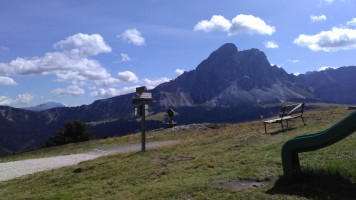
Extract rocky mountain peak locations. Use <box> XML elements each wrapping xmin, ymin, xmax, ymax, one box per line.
<box><xmin>209</xmin><ymin>43</ymin><xmax>238</xmax><ymax>57</ymax></box>
<box><xmin>155</xmin><ymin>43</ymin><xmax>304</xmax><ymax>106</ymax></box>
<box><xmin>23</xmin><ymin>101</ymin><xmax>66</xmax><ymax>111</ymax></box>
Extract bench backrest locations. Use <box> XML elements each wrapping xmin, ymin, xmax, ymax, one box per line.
<box><xmin>280</xmin><ymin>103</ymin><xmax>305</xmax><ymax>118</ymax></box>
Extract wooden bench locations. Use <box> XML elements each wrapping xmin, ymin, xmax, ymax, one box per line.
<box><xmin>264</xmin><ymin>103</ymin><xmax>306</xmax><ymax>134</ymax></box>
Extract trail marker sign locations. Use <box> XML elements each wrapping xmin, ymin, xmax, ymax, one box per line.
<box><xmin>139</xmin><ymin>92</ymin><xmax>152</xmax><ymax>99</ymax></box>
<box><xmin>134</xmin><ymin>105</ymin><xmax>149</xmax><ymax>116</ymax></box>
<box><xmin>132</xmin><ymin>98</ymin><xmax>154</xmax><ymax>105</ymax></box>
<box><xmin>136</xmin><ymin>86</ymin><xmax>147</xmax><ymax>95</ymax></box>
<box><xmin>132</xmin><ymin>86</ymin><xmax>155</xmax><ymax>152</ymax></box>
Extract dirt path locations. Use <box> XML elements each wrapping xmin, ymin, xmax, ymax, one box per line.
<box><xmin>0</xmin><ymin>140</ymin><xmax>178</xmax><ymax>182</ymax></box>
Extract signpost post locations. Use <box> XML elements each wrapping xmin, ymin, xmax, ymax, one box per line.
<box><xmin>132</xmin><ymin>86</ymin><xmax>155</xmax><ymax>152</ymax></box>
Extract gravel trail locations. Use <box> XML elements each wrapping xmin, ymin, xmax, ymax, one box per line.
<box><xmin>0</xmin><ymin>140</ymin><xmax>178</xmax><ymax>182</ymax></box>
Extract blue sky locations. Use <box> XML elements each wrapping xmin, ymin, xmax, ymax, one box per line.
<box><xmin>1</xmin><ymin>0</ymin><xmax>356</xmax><ymax>107</ymax></box>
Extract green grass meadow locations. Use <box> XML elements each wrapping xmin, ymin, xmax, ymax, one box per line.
<box><xmin>0</xmin><ymin>106</ymin><xmax>355</xmax><ymax>199</ymax></box>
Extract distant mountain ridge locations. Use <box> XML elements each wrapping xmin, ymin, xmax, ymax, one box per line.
<box><xmin>1</xmin><ymin>43</ymin><xmax>355</xmax><ymax>156</ymax></box>
<box><xmin>153</xmin><ymin>43</ymin><xmax>316</xmax><ymax>107</ymax></box>
<box><xmin>295</xmin><ymin>67</ymin><xmax>356</xmax><ymax>104</ymax></box>
<box><xmin>23</xmin><ymin>101</ymin><xmax>66</xmax><ymax>111</ymax></box>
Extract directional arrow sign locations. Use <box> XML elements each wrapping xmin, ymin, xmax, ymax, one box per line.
<box><xmin>134</xmin><ymin>105</ymin><xmax>149</xmax><ymax>116</ymax></box>
<box><xmin>139</xmin><ymin>92</ymin><xmax>152</xmax><ymax>99</ymax></box>
<box><xmin>132</xmin><ymin>98</ymin><xmax>155</xmax><ymax>105</ymax></box>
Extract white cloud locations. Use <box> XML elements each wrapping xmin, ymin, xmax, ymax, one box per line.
<box><xmin>121</xmin><ymin>53</ymin><xmax>131</xmax><ymax>62</ymax></box>
<box><xmin>230</xmin><ymin>14</ymin><xmax>275</xmax><ymax>35</ymax></box>
<box><xmin>0</xmin><ymin>46</ymin><xmax>9</xmax><ymax>51</ymax></box>
<box><xmin>0</xmin><ymin>93</ymin><xmax>35</xmax><ymax>106</ymax></box>
<box><xmin>288</xmin><ymin>59</ymin><xmax>300</xmax><ymax>63</ymax></box>
<box><xmin>143</xmin><ymin>77</ymin><xmax>171</xmax><ymax>89</ymax></box>
<box><xmin>16</xmin><ymin>93</ymin><xmax>34</xmax><ymax>105</ymax></box>
<box><xmin>52</xmin><ymin>85</ymin><xmax>85</xmax><ymax>97</ymax></box>
<box><xmin>264</xmin><ymin>41</ymin><xmax>279</xmax><ymax>49</ymax></box>
<box><xmin>175</xmin><ymin>69</ymin><xmax>185</xmax><ymax>75</ymax></box>
<box><xmin>194</xmin><ymin>15</ymin><xmax>231</xmax><ymax>32</ymax></box>
<box><xmin>0</xmin><ymin>96</ymin><xmax>13</xmax><ymax>105</ymax></box>
<box><xmin>347</xmin><ymin>18</ymin><xmax>356</xmax><ymax>27</ymax></box>
<box><xmin>293</xmin><ymin>73</ymin><xmax>301</xmax><ymax>76</ymax></box>
<box><xmin>194</xmin><ymin>14</ymin><xmax>275</xmax><ymax>36</ymax></box>
<box><xmin>294</xmin><ymin>27</ymin><xmax>356</xmax><ymax>52</ymax></box>
<box><xmin>88</xmin><ymin>86</ymin><xmax>97</xmax><ymax>91</ymax></box>
<box><xmin>319</xmin><ymin>0</ymin><xmax>345</xmax><ymax>7</ymax></box>
<box><xmin>90</xmin><ymin>88</ymin><xmax>119</xmax><ymax>97</ymax></box>
<box><xmin>0</xmin><ymin>52</ymin><xmax>112</xmax><ymax>82</ymax></box>
<box><xmin>0</xmin><ymin>76</ymin><xmax>17</xmax><ymax>86</ymax></box>
<box><xmin>317</xmin><ymin>66</ymin><xmax>339</xmax><ymax>71</ymax></box>
<box><xmin>0</xmin><ymin>33</ymin><xmax>120</xmax><ymax>86</ymax></box>
<box><xmin>53</xmin><ymin>33</ymin><xmax>111</xmax><ymax>56</ymax></box>
<box><xmin>94</xmin><ymin>78</ymin><xmax>120</xmax><ymax>87</ymax></box>
<box><xmin>310</xmin><ymin>15</ymin><xmax>327</xmax><ymax>22</ymax></box>
<box><xmin>95</xmin><ymin>71</ymin><xmax>138</xmax><ymax>87</ymax></box>
<box><xmin>117</xmin><ymin>71</ymin><xmax>139</xmax><ymax>83</ymax></box>
<box><xmin>90</xmin><ymin>86</ymin><xmax>137</xmax><ymax>98</ymax></box>
<box><xmin>120</xmin><ymin>29</ymin><xmax>145</xmax><ymax>46</ymax></box>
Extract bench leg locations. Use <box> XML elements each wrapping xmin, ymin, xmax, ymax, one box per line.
<box><xmin>264</xmin><ymin>123</ymin><xmax>267</xmax><ymax>134</ymax></box>
<box><xmin>301</xmin><ymin>117</ymin><xmax>306</xmax><ymax>126</ymax></box>
<box><xmin>286</xmin><ymin>120</ymin><xmax>289</xmax><ymax>128</ymax></box>
<box><xmin>281</xmin><ymin>121</ymin><xmax>285</xmax><ymax>132</ymax></box>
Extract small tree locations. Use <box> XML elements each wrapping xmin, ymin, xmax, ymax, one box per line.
<box><xmin>45</xmin><ymin>120</ymin><xmax>95</xmax><ymax>147</ymax></box>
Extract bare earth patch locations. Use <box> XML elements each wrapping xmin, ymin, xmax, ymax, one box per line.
<box><xmin>150</xmin><ymin>156</ymin><xmax>168</xmax><ymax>164</ymax></box>
<box><xmin>213</xmin><ymin>178</ymin><xmax>272</xmax><ymax>191</ymax></box>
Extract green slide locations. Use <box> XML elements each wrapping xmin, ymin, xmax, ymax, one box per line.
<box><xmin>282</xmin><ymin>110</ymin><xmax>356</xmax><ymax>176</ymax></box>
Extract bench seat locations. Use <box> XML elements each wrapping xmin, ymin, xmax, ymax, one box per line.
<box><xmin>264</xmin><ymin>116</ymin><xmax>296</xmax><ymax>124</ymax></box>
<box><xmin>264</xmin><ymin>103</ymin><xmax>306</xmax><ymax>134</ymax></box>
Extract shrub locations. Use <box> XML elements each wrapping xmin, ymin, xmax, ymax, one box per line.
<box><xmin>45</xmin><ymin>120</ymin><xmax>95</xmax><ymax>147</ymax></box>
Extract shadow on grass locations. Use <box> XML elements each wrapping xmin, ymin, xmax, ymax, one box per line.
<box><xmin>269</xmin><ymin>127</ymin><xmax>296</xmax><ymax>135</ymax></box>
<box><xmin>267</xmin><ymin>169</ymin><xmax>356</xmax><ymax>200</ymax></box>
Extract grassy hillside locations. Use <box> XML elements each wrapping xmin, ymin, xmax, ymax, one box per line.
<box><xmin>0</xmin><ymin>106</ymin><xmax>355</xmax><ymax>199</ymax></box>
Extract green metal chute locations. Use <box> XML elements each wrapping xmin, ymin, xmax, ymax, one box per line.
<box><xmin>282</xmin><ymin>110</ymin><xmax>356</xmax><ymax>176</ymax></box>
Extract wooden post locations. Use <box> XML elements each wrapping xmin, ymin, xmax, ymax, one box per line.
<box><xmin>141</xmin><ymin>104</ymin><xmax>146</xmax><ymax>152</ymax></box>
<box><xmin>132</xmin><ymin>86</ymin><xmax>154</xmax><ymax>152</ymax></box>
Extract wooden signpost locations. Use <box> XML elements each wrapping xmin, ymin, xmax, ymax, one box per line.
<box><xmin>132</xmin><ymin>86</ymin><xmax>155</xmax><ymax>152</ymax></box>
